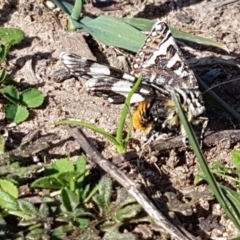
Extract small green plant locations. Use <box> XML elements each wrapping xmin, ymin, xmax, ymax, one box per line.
<box><xmin>0</xmin><ymin>154</ymin><xmax>145</xmax><ymax>239</ymax></box>
<box><xmin>56</xmin><ymin>76</ymin><xmax>142</xmax><ymax>154</ymax></box>
<box><xmin>0</xmin><ymin>28</ymin><xmax>44</xmax><ymax>123</ymax></box>
<box><xmin>52</xmin><ymin>0</ymin><xmax>227</xmax><ymax>53</ymax></box>
<box><xmin>0</xmin><ymin>28</ymin><xmax>25</xmax><ymax>63</ymax></box>
<box><xmin>1</xmin><ymin>85</ymin><xmax>44</xmax><ymax>123</ymax></box>
<box><xmin>92</xmin><ymin>175</ymin><xmax>143</xmax><ymax>240</ymax></box>
<box><xmin>0</xmin><ymin>156</ymin><xmax>94</xmax><ymax>238</ymax></box>
<box><xmin>0</xmin><ymin>68</ymin><xmax>6</xmax><ymax>83</ymax></box>
<box><xmin>195</xmin><ymin>150</ymin><xmax>240</xmax><ymax>193</ymax></box>
<box><xmin>172</xmin><ymin>92</ymin><xmax>240</xmax><ymax>231</ymax></box>
<box><xmin>32</xmin><ymin>156</ymin><xmax>90</xmax><ymax>191</ymax></box>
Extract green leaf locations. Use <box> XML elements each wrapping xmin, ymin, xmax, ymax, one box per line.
<box><xmin>31</xmin><ymin>176</ymin><xmax>63</xmax><ymax>189</ymax></box>
<box><xmin>116</xmin><ymin>75</ymin><xmax>143</xmax><ymax>153</ymax></box>
<box><xmin>172</xmin><ymin>91</ymin><xmax>240</xmax><ymax>229</ymax></box>
<box><xmin>0</xmin><ymin>180</ymin><xmax>18</xmax><ymax>199</ymax></box>
<box><xmin>0</xmin><ymin>68</ymin><xmax>7</xmax><ymax>83</ymax></box>
<box><xmin>45</xmin><ymin>159</ymin><xmax>74</xmax><ymax>175</ymax></box>
<box><xmin>0</xmin><ymin>28</ymin><xmax>25</xmax><ymax>62</ymax></box>
<box><xmin>55</xmin><ymin>120</ymin><xmax>119</xmax><ymax>147</ymax></box>
<box><xmin>170</xmin><ymin>27</ymin><xmax>229</xmax><ymax>52</ymax></box>
<box><xmin>99</xmin><ymin>176</ymin><xmax>113</xmax><ymax>205</ymax></box>
<box><xmin>75</xmin><ymin>156</ymin><xmax>87</xmax><ymax>174</ymax></box>
<box><xmin>104</xmin><ymin>229</ymin><xmax>136</xmax><ymax>240</ymax></box>
<box><xmin>0</xmin><ymin>28</ymin><xmax>24</xmax><ymax>46</ymax></box>
<box><xmin>52</xmin><ymin>226</ymin><xmax>68</xmax><ymax>239</ymax></box>
<box><xmin>61</xmin><ymin>188</ymin><xmax>80</xmax><ymax>212</ymax></box>
<box><xmin>21</xmin><ymin>88</ymin><xmax>44</xmax><ymax>108</ymax></box>
<box><xmin>211</xmin><ymin>162</ymin><xmax>232</xmax><ymax>175</ymax></box>
<box><xmin>76</xmin><ymin>218</ymin><xmax>90</xmax><ymax>228</ymax></box>
<box><xmin>0</xmin><ymin>187</ymin><xmax>19</xmax><ymax>210</ymax></box>
<box><xmin>81</xmin><ymin>184</ymin><xmax>90</xmax><ymax>201</ymax></box>
<box><xmin>0</xmin><ymin>135</ymin><xmax>5</xmax><ymax>154</ymax></box>
<box><xmin>123</xmin><ymin>17</ymin><xmax>153</xmax><ymax>30</ymax></box>
<box><xmin>71</xmin><ymin>0</ymin><xmax>83</xmax><ymax>21</ymax></box>
<box><xmin>4</xmin><ymin>104</ymin><xmax>29</xmax><ymax>123</ymax></box>
<box><xmin>114</xmin><ymin>204</ymin><xmax>142</xmax><ymax>222</ymax></box>
<box><xmin>38</xmin><ymin>203</ymin><xmax>49</xmax><ymax>218</ymax></box>
<box><xmin>57</xmin><ymin>171</ymin><xmax>84</xmax><ymax>189</ymax></box>
<box><xmin>93</xmin><ymin>176</ymin><xmax>113</xmax><ymax>214</ymax></box>
<box><xmin>18</xmin><ymin>199</ymin><xmax>38</xmax><ymax>218</ymax></box>
<box><xmin>78</xmin><ymin>16</ymin><xmax>146</xmax><ymax>52</ymax></box>
<box><xmin>1</xmin><ymin>85</ymin><xmax>20</xmax><ymax>105</ymax></box>
<box><xmin>123</xmin><ymin>18</ymin><xmax>228</xmax><ymax>51</ymax></box>
<box><xmin>115</xmin><ymin>188</ymin><xmax>136</xmax><ymax>208</ymax></box>
<box><xmin>232</xmin><ymin>150</ymin><xmax>240</xmax><ymax>170</ymax></box>
<box><xmin>52</xmin><ymin>0</ymin><xmax>73</xmax><ymax>15</ymax></box>
<box><xmin>25</xmin><ymin>228</ymin><xmax>47</xmax><ymax>240</ymax></box>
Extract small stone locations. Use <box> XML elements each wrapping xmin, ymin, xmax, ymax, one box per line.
<box><xmin>45</xmin><ymin>1</ymin><xmax>56</xmax><ymax>10</ymax></box>
<box><xmin>16</xmin><ymin>57</ymin><xmax>26</xmax><ymax>67</ymax></box>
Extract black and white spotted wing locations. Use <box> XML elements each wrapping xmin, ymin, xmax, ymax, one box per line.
<box><xmin>60</xmin><ymin>52</ymin><xmax>158</xmax><ymax>104</ymax></box>
<box><xmin>132</xmin><ymin>21</ymin><xmax>198</xmax><ymax>89</ymax></box>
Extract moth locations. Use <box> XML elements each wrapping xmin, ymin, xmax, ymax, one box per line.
<box><xmin>60</xmin><ymin>21</ymin><xmax>208</xmax><ymax>144</ymax></box>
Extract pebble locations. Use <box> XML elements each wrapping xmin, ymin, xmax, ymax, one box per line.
<box><xmin>16</xmin><ymin>58</ymin><xmax>26</xmax><ymax>68</ymax></box>
<box><xmin>45</xmin><ymin>1</ymin><xmax>56</xmax><ymax>10</ymax></box>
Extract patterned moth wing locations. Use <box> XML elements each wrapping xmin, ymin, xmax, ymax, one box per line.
<box><xmin>60</xmin><ymin>52</ymin><xmax>157</xmax><ymax>105</ymax></box>
<box><xmin>130</xmin><ymin>21</ymin><xmax>208</xmax><ymax>142</ymax></box>
<box><xmin>132</xmin><ymin>21</ymin><xmax>198</xmax><ymax>88</ymax></box>
<box><xmin>60</xmin><ymin>21</ymin><xmax>208</xmax><ymax>144</ymax></box>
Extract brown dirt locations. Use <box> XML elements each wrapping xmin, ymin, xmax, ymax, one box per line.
<box><xmin>1</xmin><ymin>0</ymin><xmax>240</xmax><ymax>239</ymax></box>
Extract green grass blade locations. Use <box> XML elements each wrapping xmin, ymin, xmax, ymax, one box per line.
<box><xmin>123</xmin><ymin>18</ymin><xmax>153</xmax><ymax>30</ymax></box>
<box><xmin>123</xmin><ymin>18</ymin><xmax>227</xmax><ymax>51</ymax></box>
<box><xmin>172</xmin><ymin>92</ymin><xmax>240</xmax><ymax>229</ymax></box>
<box><xmin>116</xmin><ymin>76</ymin><xmax>143</xmax><ymax>147</ymax></box>
<box><xmin>170</xmin><ymin>28</ymin><xmax>228</xmax><ymax>52</ymax></box>
<box><xmin>71</xmin><ymin>0</ymin><xmax>83</xmax><ymax>21</ymax></box>
<box><xmin>70</xmin><ymin>16</ymin><xmax>226</xmax><ymax>52</ymax></box>
<box><xmin>223</xmin><ymin>188</ymin><xmax>240</xmax><ymax>222</ymax></box>
<box><xmin>76</xmin><ymin>16</ymin><xmax>146</xmax><ymax>52</ymax></box>
<box><xmin>55</xmin><ymin>120</ymin><xmax>119</xmax><ymax>146</ymax></box>
<box><xmin>52</xmin><ymin>0</ymin><xmax>73</xmax><ymax>15</ymax></box>
<box><xmin>123</xmin><ymin>105</ymin><xmax>134</xmax><ymax>148</ymax></box>
<box><xmin>0</xmin><ymin>68</ymin><xmax>7</xmax><ymax>83</ymax></box>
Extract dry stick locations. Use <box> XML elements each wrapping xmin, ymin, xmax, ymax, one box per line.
<box><xmin>67</xmin><ymin>126</ymin><xmax>197</xmax><ymax>240</ymax></box>
<box><xmin>151</xmin><ymin>129</ymin><xmax>240</xmax><ymax>152</ymax></box>
<box><xmin>212</xmin><ymin>0</ymin><xmax>238</xmax><ymax>8</ymax></box>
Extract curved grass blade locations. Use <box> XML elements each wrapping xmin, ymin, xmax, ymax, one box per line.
<box><xmin>71</xmin><ymin>0</ymin><xmax>83</xmax><ymax>21</ymax></box>
<box><xmin>52</xmin><ymin>0</ymin><xmax>73</xmax><ymax>15</ymax></box>
<box><xmin>116</xmin><ymin>76</ymin><xmax>142</xmax><ymax>149</ymax></box>
<box><xmin>123</xmin><ymin>18</ymin><xmax>227</xmax><ymax>51</ymax></box>
<box><xmin>73</xmin><ymin>16</ymin><xmax>146</xmax><ymax>52</ymax></box>
<box><xmin>172</xmin><ymin>92</ymin><xmax>240</xmax><ymax>229</ymax></box>
<box><xmin>55</xmin><ymin>120</ymin><xmax>119</xmax><ymax>147</ymax></box>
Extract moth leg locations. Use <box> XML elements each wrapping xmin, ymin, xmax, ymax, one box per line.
<box><xmin>180</xmin><ymin>116</ymin><xmax>208</xmax><ymax>148</ymax></box>
<box><xmin>142</xmin><ymin>129</ymin><xmax>169</xmax><ymax>146</ymax></box>
<box><xmin>199</xmin><ymin>117</ymin><xmax>209</xmax><ymax>147</ymax></box>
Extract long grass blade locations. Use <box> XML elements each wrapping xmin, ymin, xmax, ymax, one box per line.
<box><xmin>172</xmin><ymin>92</ymin><xmax>240</xmax><ymax>229</ymax></box>
<box><xmin>55</xmin><ymin>120</ymin><xmax>119</xmax><ymax>146</ymax></box>
<box><xmin>116</xmin><ymin>76</ymin><xmax>143</xmax><ymax>147</ymax></box>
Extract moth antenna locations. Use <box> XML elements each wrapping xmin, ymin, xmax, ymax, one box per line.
<box><xmin>202</xmin><ymin>76</ymin><xmax>240</xmax><ymax>95</ymax></box>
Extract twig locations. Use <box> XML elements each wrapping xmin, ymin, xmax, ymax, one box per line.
<box><xmin>151</xmin><ymin>129</ymin><xmax>240</xmax><ymax>152</ymax></box>
<box><xmin>67</xmin><ymin>126</ymin><xmax>197</xmax><ymax>240</ymax></box>
<box><xmin>212</xmin><ymin>0</ymin><xmax>238</xmax><ymax>8</ymax></box>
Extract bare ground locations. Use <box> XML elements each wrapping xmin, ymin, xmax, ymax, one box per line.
<box><xmin>1</xmin><ymin>0</ymin><xmax>240</xmax><ymax>239</ymax></box>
